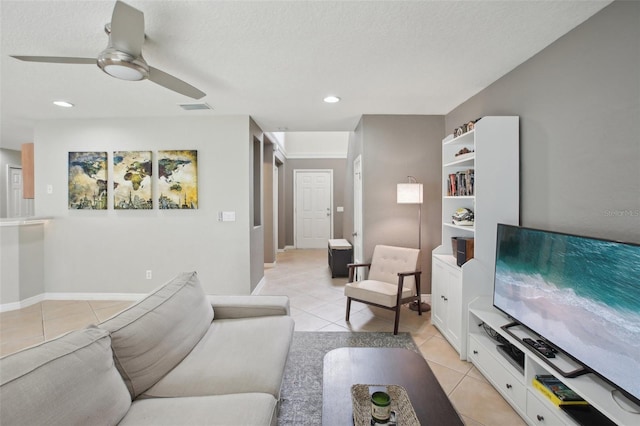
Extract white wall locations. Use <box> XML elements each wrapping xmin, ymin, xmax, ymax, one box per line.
<box><xmin>34</xmin><ymin>116</ymin><xmax>255</xmax><ymax>296</ymax></box>
<box><xmin>283</xmin><ymin>132</ymin><xmax>349</xmax><ymax>158</ymax></box>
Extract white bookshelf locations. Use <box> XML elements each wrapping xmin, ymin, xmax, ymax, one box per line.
<box><xmin>431</xmin><ymin>116</ymin><xmax>519</xmax><ymax>357</ymax></box>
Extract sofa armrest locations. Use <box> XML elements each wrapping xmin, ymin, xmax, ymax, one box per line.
<box><xmin>208</xmin><ymin>295</ymin><xmax>290</xmax><ymax>319</ymax></box>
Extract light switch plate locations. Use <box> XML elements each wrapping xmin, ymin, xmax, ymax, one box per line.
<box><xmin>219</xmin><ymin>211</ymin><xmax>236</xmax><ymax>222</ymax></box>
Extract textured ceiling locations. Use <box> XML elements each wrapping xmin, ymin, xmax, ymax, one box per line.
<box><xmin>1</xmin><ymin>0</ymin><xmax>611</xmax><ymax>150</ymax></box>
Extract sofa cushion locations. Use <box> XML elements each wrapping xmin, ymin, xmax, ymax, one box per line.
<box><xmin>141</xmin><ymin>315</ymin><xmax>294</xmax><ymax>399</ymax></box>
<box><xmin>120</xmin><ymin>393</ymin><xmax>277</xmax><ymax>426</ymax></box>
<box><xmin>0</xmin><ymin>326</ymin><xmax>131</xmax><ymax>426</ymax></box>
<box><xmin>99</xmin><ymin>271</ymin><xmax>213</xmax><ymax>398</ymax></box>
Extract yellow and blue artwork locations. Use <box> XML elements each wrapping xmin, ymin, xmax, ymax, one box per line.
<box><xmin>68</xmin><ymin>151</ymin><xmax>108</xmax><ymax>210</ymax></box>
<box><xmin>113</xmin><ymin>151</ymin><xmax>153</xmax><ymax>209</ymax></box>
<box><xmin>158</xmin><ymin>150</ymin><xmax>198</xmax><ymax>209</ymax></box>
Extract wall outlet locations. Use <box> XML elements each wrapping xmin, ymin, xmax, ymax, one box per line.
<box><xmin>145</xmin><ymin>270</ymin><xmax>152</xmax><ymax>280</ymax></box>
<box><xmin>46</xmin><ymin>184</ymin><xmax>53</xmax><ymax>194</ymax></box>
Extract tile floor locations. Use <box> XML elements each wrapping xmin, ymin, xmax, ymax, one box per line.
<box><xmin>0</xmin><ymin>249</ymin><xmax>525</xmax><ymax>426</ymax></box>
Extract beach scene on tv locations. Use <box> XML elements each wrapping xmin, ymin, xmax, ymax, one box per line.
<box><xmin>493</xmin><ymin>225</ymin><xmax>640</xmax><ymax>404</ymax></box>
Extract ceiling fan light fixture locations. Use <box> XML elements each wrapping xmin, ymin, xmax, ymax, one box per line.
<box><xmin>97</xmin><ymin>48</ymin><xmax>149</xmax><ymax>81</ymax></box>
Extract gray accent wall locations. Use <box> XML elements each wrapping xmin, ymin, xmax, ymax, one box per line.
<box><xmin>263</xmin><ymin>138</ymin><xmax>276</xmax><ymax>264</ymax></box>
<box><xmin>344</xmin><ymin>115</ymin><xmax>445</xmax><ymax>292</ymax></box>
<box><xmin>283</xmin><ymin>158</ymin><xmax>347</xmax><ymax>246</ymax></box>
<box><xmin>446</xmin><ymin>0</ymin><xmax>639</xmax><ymax>243</ymax></box>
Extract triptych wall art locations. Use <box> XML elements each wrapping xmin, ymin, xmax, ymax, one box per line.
<box><xmin>68</xmin><ymin>150</ymin><xmax>198</xmax><ymax>210</ymax></box>
<box><xmin>68</xmin><ymin>151</ymin><xmax>108</xmax><ymax>210</ymax></box>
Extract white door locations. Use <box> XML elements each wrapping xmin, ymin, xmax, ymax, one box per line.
<box><xmin>8</xmin><ymin>166</ymin><xmax>34</xmax><ymax>217</ymax></box>
<box><xmin>294</xmin><ymin>170</ymin><xmax>332</xmax><ymax>249</ymax></box>
<box><xmin>353</xmin><ymin>156</ymin><xmax>363</xmax><ymax>270</ymax></box>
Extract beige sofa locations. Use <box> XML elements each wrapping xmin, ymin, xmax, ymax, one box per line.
<box><xmin>0</xmin><ymin>271</ymin><xmax>295</xmax><ymax>426</ymax></box>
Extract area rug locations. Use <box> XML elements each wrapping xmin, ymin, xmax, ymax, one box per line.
<box><xmin>277</xmin><ymin>331</ymin><xmax>419</xmax><ymax>425</ymax></box>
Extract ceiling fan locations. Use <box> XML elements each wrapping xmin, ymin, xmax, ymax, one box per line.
<box><xmin>11</xmin><ymin>1</ymin><xmax>205</xmax><ymax>100</ymax></box>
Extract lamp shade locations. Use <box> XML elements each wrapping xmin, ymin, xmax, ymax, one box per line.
<box><xmin>397</xmin><ymin>183</ymin><xmax>423</xmax><ymax>204</ymax></box>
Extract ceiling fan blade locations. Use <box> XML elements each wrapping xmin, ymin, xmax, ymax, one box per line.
<box><xmin>148</xmin><ymin>66</ymin><xmax>206</xmax><ymax>99</ymax></box>
<box><xmin>11</xmin><ymin>55</ymin><xmax>95</xmax><ymax>65</ymax></box>
<box><xmin>109</xmin><ymin>1</ymin><xmax>145</xmax><ymax>57</ymax></box>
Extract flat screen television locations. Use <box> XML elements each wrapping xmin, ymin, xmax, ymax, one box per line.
<box><xmin>493</xmin><ymin>224</ymin><xmax>640</xmax><ymax>406</ymax></box>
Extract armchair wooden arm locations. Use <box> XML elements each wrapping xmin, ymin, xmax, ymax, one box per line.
<box><xmin>347</xmin><ymin>263</ymin><xmax>371</xmax><ymax>283</ymax></box>
<box><xmin>397</xmin><ymin>270</ymin><xmax>422</xmax><ymax>278</ymax></box>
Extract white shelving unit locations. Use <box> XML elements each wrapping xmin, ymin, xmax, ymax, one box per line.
<box><xmin>468</xmin><ymin>297</ymin><xmax>640</xmax><ymax>426</ymax></box>
<box><xmin>432</xmin><ymin>116</ymin><xmax>519</xmax><ymax>357</ymax></box>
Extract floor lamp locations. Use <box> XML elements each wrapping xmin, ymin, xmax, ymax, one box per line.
<box><xmin>397</xmin><ymin>176</ymin><xmax>431</xmax><ymax>312</ymax></box>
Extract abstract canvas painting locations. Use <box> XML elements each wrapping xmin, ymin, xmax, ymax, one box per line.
<box><xmin>68</xmin><ymin>151</ymin><xmax>108</xmax><ymax>209</ymax></box>
<box><xmin>113</xmin><ymin>151</ymin><xmax>153</xmax><ymax>209</ymax></box>
<box><xmin>158</xmin><ymin>150</ymin><xmax>198</xmax><ymax>209</ymax></box>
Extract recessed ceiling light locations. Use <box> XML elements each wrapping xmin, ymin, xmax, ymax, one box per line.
<box><xmin>323</xmin><ymin>96</ymin><xmax>341</xmax><ymax>103</ymax></box>
<box><xmin>53</xmin><ymin>101</ymin><xmax>74</xmax><ymax>108</ymax></box>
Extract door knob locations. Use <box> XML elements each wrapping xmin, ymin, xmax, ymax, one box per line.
<box><xmin>352</xmin><ymin>232</ymin><xmax>358</xmax><ymax>237</ymax></box>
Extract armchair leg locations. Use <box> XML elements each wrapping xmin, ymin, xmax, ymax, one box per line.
<box><xmin>346</xmin><ymin>297</ymin><xmax>352</xmax><ymax>321</ymax></box>
<box><xmin>393</xmin><ymin>307</ymin><xmax>400</xmax><ymax>335</ymax></box>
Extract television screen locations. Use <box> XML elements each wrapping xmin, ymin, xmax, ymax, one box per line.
<box><xmin>493</xmin><ymin>224</ymin><xmax>640</xmax><ymax>405</ymax></box>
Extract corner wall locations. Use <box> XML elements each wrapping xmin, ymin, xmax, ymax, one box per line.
<box><xmin>345</xmin><ymin>115</ymin><xmax>444</xmax><ymax>292</ymax></box>
<box><xmin>34</xmin><ymin>116</ymin><xmax>256</xmax><ymax>296</ymax></box>
<box><xmin>446</xmin><ymin>0</ymin><xmax>639</xmax><ymax>243</ymax></box>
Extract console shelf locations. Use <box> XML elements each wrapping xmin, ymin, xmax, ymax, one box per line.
<box><xmin>468</xmin><ymin>297</ymin><xmax>640</xmax><ymax>426</ymax></box>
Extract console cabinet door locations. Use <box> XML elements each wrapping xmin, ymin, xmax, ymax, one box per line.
<box><xmin>445</xmin><ymin>265</ymin><xmax>462</xmax><ymax>351</ymax></box>
<box><xmin>431</xmin><ymin>256</ymin><xmax>463</xmax><ymax>353</ymax></box>
<box><xmin>431</xmin><ymin>257</ymin><xmax>447</xmax><ymax>329</ymax></box>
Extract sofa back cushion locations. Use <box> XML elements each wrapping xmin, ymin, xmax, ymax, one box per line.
<box><xmin>99</xmin><ymin>271</ymin><xmax>213</xmax><ymax>398</ymax></box>
<box><xmin>0</xmin><ymin>326</ymin><xmax>131</xmax><ymax>426</ymax></box>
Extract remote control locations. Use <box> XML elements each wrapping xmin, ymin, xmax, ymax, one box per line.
<box><xmin>523</xmin><ymin>338</ymin><xmax>556</xmax><ymax>358</ymax></box>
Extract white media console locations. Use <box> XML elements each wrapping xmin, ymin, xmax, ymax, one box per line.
<box><xmin>467</xmin><ymin>297</ymin><xmax>640</xmax><ymax>426</ymax></box>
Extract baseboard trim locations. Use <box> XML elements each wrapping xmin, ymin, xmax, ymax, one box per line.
<box><xmin>45</xmin><ymin>292</ymin><xmax>146</xmax><ymax>301</ymax></box>
<box><xmin>284</xmin><ymin>245</ymin><xmax>295</xmax><ymax>251</ymax></box>
<box><xmin>252</xmin><ymin>277</ymin><xmax>266</xmax><ymax>295</ymax></box>
<box><xmin>0</xmin><ymin>292</ymin><xmax>145</xmax><ymax>312</ymax></box>
<box><xmin>0</xmin><ymin>293</ymin><xmax>46</xmax><ymax>313</ymax></box>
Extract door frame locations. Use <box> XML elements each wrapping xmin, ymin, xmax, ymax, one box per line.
<box><xmin>273</xmin><ymin>164</ymin><xmax>279</xmax><ymax>256</ymax></box>
<box><xmin>353</xmin><ymin>155</ymin><xmax>363</xmax><ymax>278</ymax></box>
<box><xmin>293</xmin><ymin>169</ymin><xmax>334</xmax><ymax>249</ymax></box>
<box><xmin>6</xmin><ymin>164</ymin><xmax>34</xmax><ymax>218</ymax></box>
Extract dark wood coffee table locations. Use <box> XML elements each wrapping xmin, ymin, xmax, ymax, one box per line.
<box><xmin>322</xmin><ymin>347</ymin><xmax>463</xmax><ymax>425</ymax></box>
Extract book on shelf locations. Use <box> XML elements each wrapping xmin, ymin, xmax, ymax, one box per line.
<box><xmin>533</xmin><ymin>375</ymin><xmax>589</xmax><ymax>407</ymax></box>
<box><xmin>446</xmin><ymin>169</ymin><xmax>474</xmax><ymax>196</ymax></box>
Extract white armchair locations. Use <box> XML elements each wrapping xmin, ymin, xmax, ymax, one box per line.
<box><xmin>344</xmin><ymin>245</ymin><xmax>422</xmax><ymax>335</ymax></box>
